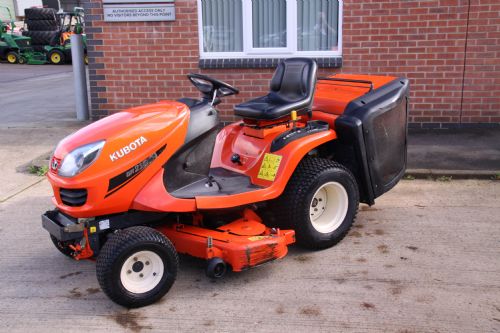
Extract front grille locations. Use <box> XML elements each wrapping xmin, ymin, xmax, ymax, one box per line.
<box><xmin>60</xmin><ymin>188</ymin><xmax>87</xmax><ymax>207</ymax></box>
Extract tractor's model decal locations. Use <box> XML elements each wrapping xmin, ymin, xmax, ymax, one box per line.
<box><xmin>106</xmin><ymin>145</ymin><xmax>166</xmax><ymax>197</ymax></box>
<box><xmin>257</xmin><ymin>153</ymin><xmax>282</xmax><ymax>181</ymax></box>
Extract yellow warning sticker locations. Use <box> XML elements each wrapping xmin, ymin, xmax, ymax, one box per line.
<box><xmin>248</xmin><ymin>236</ymin><xmax>268</xmax><ymax>242</ymax></box>
<box><xmin>257</xmin><ymin>153</ymin><xmax>282</xmax><ymax>181</ymax></box>
<box><xmin>89</xmin><ymin>226</ymin><xmax>97</xmax><ymax>234</ymax></box>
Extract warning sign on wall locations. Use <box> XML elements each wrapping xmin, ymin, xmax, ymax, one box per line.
<box><xmin>103</xmin><ymin>4</ymin><xmax>175</xmax><ymax>22</ymax></box>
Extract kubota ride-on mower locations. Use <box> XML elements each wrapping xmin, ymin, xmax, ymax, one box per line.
<box><xmin>43</xmin><ymin>58</ymin><xmax>409</xmax><ymax>307</ymax></box>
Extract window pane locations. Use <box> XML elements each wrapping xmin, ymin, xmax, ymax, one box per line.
<box><xmin>252</xmin><ymin>0</ymin><xmax>286</xmax><ymax>48</ymax></box>
<box><xmin>202</xmin><ymin>0</ymin><xmax>243</xmax><ymax>52</ymax></box>
<box><xmin>297</xmin><ymin>0</ymin><xmax>339</xmax><ymax>51</ymax></box>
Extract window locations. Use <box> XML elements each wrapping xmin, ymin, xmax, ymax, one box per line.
<box><xmin>198</xmin><ymin>0</ymin><xmax>342</xmax><ymax>59</ymax></box>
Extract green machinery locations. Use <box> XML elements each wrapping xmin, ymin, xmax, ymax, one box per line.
<box><xmin>23</xmin><ymin>7</ymin><xmax>87</xmax><ymax>65</ymax></box>
<box><xmin>0</xmin><ymin>6</ymin><xmax>46</xmax><ymax>64</ymax></box>
<box><xmin>48</xmin><ymin>7</ymin><xmax>87</xmax><ymax>65</ymax></box>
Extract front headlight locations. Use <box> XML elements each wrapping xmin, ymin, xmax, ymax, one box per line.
<box><xmin>58</xmin><ymin>140</ymin><xmax>105</xmax><ymax>177</ymax></box>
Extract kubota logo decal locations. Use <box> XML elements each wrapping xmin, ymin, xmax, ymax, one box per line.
<box><xmin>109</xmin><ymin>136</ymin><xmax>148</xmax><ymax>162</ymax></box>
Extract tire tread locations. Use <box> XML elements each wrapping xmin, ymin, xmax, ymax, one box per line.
<box><xmin>96</xmin><ymin>226</ymin><xmax>178</xmax><ymax>308</ymax></box>
<box><xmin>268</xmin><ymin>158</ymin><xmax>359</xmax><ymax>249</ymax></box>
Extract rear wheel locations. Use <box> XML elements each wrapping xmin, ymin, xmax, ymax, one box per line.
<box><xmin>96</xmin><ymin>226</ymin><xmax>178</xmax><ymax>308</ymax></box>
<box><xmin>268</xmin><ymin>158</ymin><xmax>359</xmax><ymax>249</ymax></box>
<box><xmin>47</xmin><ymin>49</ymin><xmax>64</xmax><ymax>65</ymax></box>
<box><xmin>6</xmin><ymin>51</ymin><xmax>18</xmax><ymax>64</ymax></box>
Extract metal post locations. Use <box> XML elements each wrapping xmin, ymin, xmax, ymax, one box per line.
<box><xmin>71</xmin><ymin>34</ymin><xmax>89</xmax><ymax>121</ymax></box>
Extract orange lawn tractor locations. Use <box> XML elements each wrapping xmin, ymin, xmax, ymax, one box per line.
<box><xmin>42</xmin><ymin>58</ymin><xmax>409</xmax><ymax>308</ymax></box>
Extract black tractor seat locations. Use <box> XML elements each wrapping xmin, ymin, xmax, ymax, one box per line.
<box><xmin>234</xmin><ymin>58</ymin><xmax>318</xmax><ymax>121</ymax></box>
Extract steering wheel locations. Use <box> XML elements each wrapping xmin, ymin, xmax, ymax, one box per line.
<box><xmin>187</xmin><ymin>73</ymin><xmax>239</xmax><ymax>101</ymax></box>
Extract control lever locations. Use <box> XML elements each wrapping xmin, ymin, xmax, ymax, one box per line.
<box><xmin>205</xmin><ymin>176</ymin><xmax>222</xmax><ymax>190</ymax></box>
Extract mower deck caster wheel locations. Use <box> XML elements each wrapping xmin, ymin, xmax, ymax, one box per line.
<box><xmin>206</xmin><ymin>257</ymin><xmax>227</xmax><ymax>279</ymax></box>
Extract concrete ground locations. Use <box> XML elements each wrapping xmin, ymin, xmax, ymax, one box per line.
<box><xmin>0</xmin><ymin>64</ymin><xmax>499</xmax><ymax>332</ymax></box>
<box><xmin>0</xmin><ymin>64</ymin><xmax>83</xmax><ymax>128</ymax></box>
<box><xmin>0</xmin><ymin>63</ymin><xmax>85</xmax><ymax>202</ymax></box>
<box><xmin>0</xmin><ymin>179</ymin><xmax>499</xmax><ymax>332</ymax></box>
<box><xmin>408</xmin><ymin>128</ymin><xmax>500</xmax><ymax>174</ymax></box>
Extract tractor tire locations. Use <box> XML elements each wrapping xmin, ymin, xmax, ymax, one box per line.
<box><xmin>26</xmin><ymin>19</ymin><xmax>59</xmax><ymax>31</ymax></box>
<box><xmin>24</xmin><ymin>8</ymin><xmax>57</xmax><ymax>21</ymax></box>
<box><xmin>6</xmin><ymin>51</ymin><xmax>18</xmax><ymax>64</ymax></box>
<box><xmin>18</xmin><ymin>56</ymin><xmax>26</xmax><ymax>64</ymax></box>
<box><xmin>96</xmin><ymin>226</ymin><xmax>179</xmax><ymax>308</ymax></box>
<box><xmin>47</xmin><ymin>49</ymin><xmax>65</xmax><ymax>65</ymax></box>
<box><xmin>50</xmin><ymin>235</ymin><xmax>75</xmax><ymax>258</ymax></box>
<box><xmin>22</xmin><ymin>31</ymin><xmax>60</xmax><ymax>46</ymax></box>
<box><xmin>267</xmin><ymin>158</ymin><xmax>359</xmax><ymax>249</ymax></box>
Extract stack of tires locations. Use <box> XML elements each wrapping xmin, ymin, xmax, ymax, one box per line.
<box><xmin>22</xmin><ymin>8</ymin><xmax>64</xmax><ymax>64</ymax></box>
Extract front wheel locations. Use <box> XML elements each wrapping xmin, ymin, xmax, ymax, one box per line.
<box><xmin>269</xmin><ymin>158</ymin><xmax>359</xmax><ymax>249</ymax></box>
<box><xmin>6</xmin><ymin>51</ymin><xmax>18</xmax><ymax>64</ymax></box>
<box><xmin>96</xmin><ymin>226</ymin><xmax>178</xmax><ymax>308</ymax></box>
<box><xmin>47</xmin><ymin>49</ymin><xmax>64</xmax><ymax>65</ymax></box>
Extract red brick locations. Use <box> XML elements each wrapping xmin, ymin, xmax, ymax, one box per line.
<box><xmin>85</xmin><ymin>0</ymin><xmax>499</xmax><ymax>125</ymax></box>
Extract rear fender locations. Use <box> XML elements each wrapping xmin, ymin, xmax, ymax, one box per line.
<box><xmin>197</xmin><ymin>124</ymin><xmax>336</xmax><ymax>209</ymax></box>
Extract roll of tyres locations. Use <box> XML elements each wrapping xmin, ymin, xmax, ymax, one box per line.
<box><xmin>22</xmin><ymin>31</ymin><xmax>60</xmax><ymax>46</ymax></box>
<box><xmin>24</xmin><ymin>8</ymin><xmax>57</xmax><ymax>21</ymax></box>
<box><xmin>26</xmin><ymin>19</ymin><xmax>59</xmax><ymax>31</ymax></box>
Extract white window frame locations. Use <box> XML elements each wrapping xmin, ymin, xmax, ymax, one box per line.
<box><xmin>197</xmin><ymin>0</ymin><xmax>343</xmax><ymax>59</ymax></box>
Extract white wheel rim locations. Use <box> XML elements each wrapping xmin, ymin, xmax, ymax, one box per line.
<box><xmin>120</xmin><ymin>250</ymin><xmax>164</xmax><ymax>294</ymax></box>
<box><xmin>310</xmin><ymin>181</ymin><xmax>349</xmax><ymax>233</ymax></box>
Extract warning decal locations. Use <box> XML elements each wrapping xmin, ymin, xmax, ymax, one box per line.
<box><xmin>248</xmin><ymin>236</ymin><xmax>268</xmax><ymax>242</ymax></box>
<box><xmin>257</xmin><ymin>153</ymin><xmax>282</xmax><ymax>181</ymax></box>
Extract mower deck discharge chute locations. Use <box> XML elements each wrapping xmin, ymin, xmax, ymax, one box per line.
<box><xmin>42</xmin><ymin>58</ymin><xmax>409</xmax><ymax>307</ymax></box>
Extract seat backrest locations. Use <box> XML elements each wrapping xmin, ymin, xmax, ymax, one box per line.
<box><xmin>269</xmin><ymin>58</ymin><xmax>317</xmax><ymax>104</ymax></box>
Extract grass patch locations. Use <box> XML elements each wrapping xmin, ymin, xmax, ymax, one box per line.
<box><xmin>403</xmin><ymin>174</ymin><xmax>415</xmax><ymax>180</ymax></box>
<box><xmin>27</xmin><ymin>165</ymin><xmax>48</xmax><ymax>176</ymax></box>
<box><xmin>436</xmin><ymin>175</ymin><xmax>452</xmax><ymax>182</ymax></box>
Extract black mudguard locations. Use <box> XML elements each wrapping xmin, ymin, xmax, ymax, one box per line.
<box><xmin>335</xmin><ymin>78</ymin><xmax>410</xmax><ymax>205</ymax></box>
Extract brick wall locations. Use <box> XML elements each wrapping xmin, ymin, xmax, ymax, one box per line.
<box><xmin>84</xmin><ymin>0</ymin><xmax>500</xmax><ymax>127</ymax></box>
<box><xmin>461</xmin><ymin>1</ymin><xmax>500</xmax><ymax>124</ymax></box>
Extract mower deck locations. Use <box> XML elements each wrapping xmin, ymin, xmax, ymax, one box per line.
<box><xmin>157</xmin><ymin>210</ymin><xmax>295</xmax><ymax>272</ymax></box>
